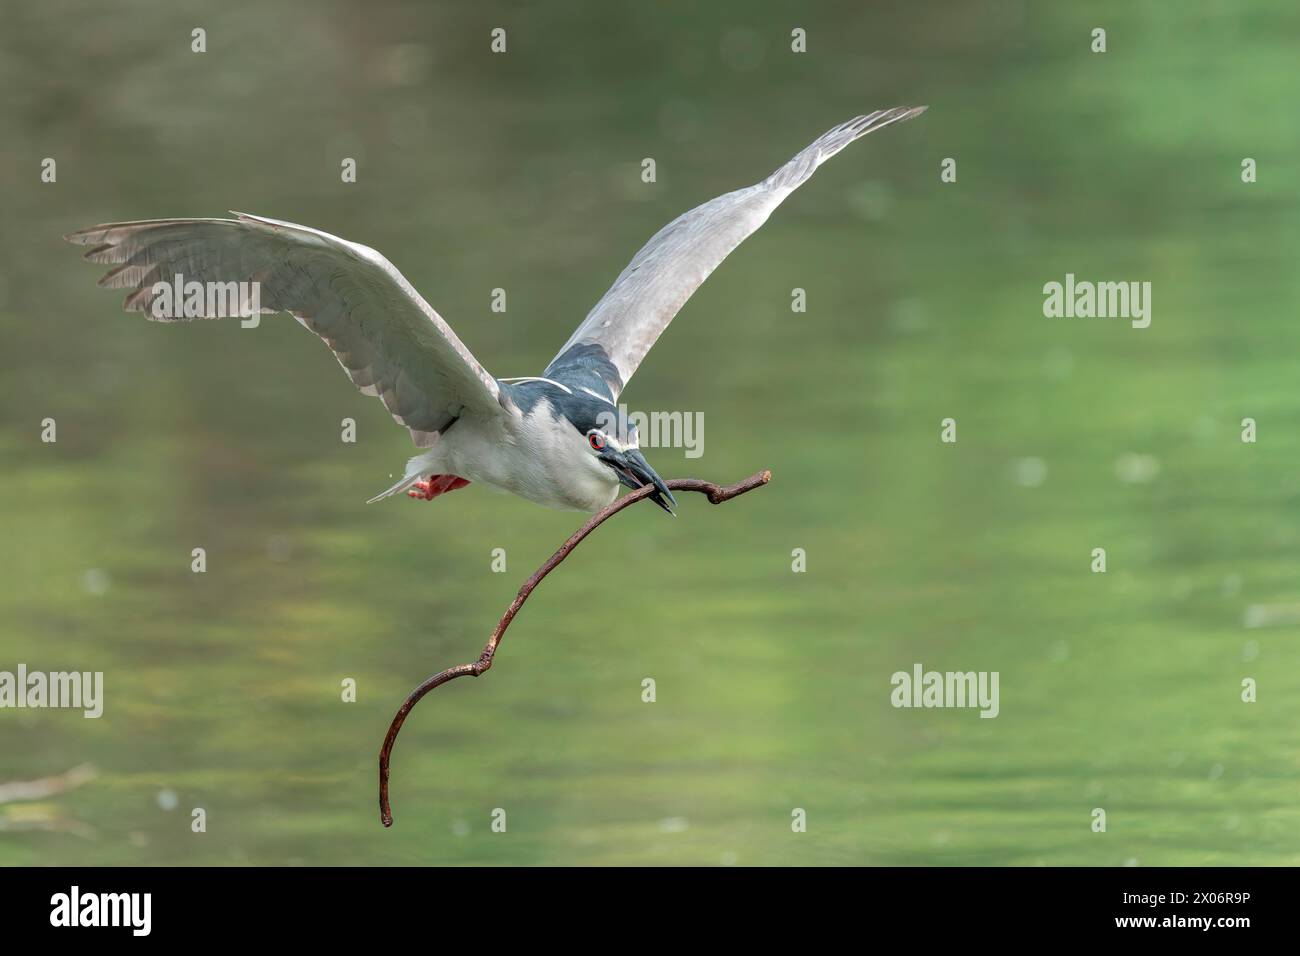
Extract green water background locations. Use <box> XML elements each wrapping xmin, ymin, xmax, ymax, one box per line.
<box><xmin>1</xmin><ymin>0</ymin><xmax>1298</xmax><ymax>864</ymax></box>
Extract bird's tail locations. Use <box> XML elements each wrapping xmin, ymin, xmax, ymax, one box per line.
<box><xmin>366</xmin><ymin>452</ymin><xmax>435</xmax><ymax>503</ymax></box>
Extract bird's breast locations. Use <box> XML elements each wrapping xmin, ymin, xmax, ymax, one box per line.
<box><xmin>439</xmin><ymin>404</ymin><xmax>618</xmax><ymax>512</ymax></box>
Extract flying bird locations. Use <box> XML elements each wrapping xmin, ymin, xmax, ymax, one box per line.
<box><xmin>65</xmin><ymin>107</ymin><xmax>925</xmax><ymax>515</ymax></box>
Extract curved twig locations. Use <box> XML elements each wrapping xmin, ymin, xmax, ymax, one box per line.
<box><xmin>378</xmin><ymin>468</ymin><xmax>772</xmax><ymax>826</ymax></box>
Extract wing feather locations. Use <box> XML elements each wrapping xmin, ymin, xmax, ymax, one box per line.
<box><xmin>65</xmin><ymin>212</ymin><xmax>504</xmax><ymax>446</ymax></box>
<box><xmin>547</xmin><ymin>108</ymin><xmax>926</xmax><ymax>397</ymax></box>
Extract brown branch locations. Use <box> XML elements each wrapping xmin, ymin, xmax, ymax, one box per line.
<box><xmin>378</xmin><ymin>468</ymin><xmax>772</xmax><ymax>827</ymax></box>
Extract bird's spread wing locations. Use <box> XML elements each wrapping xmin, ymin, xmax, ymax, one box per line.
<box><xmin>546</xmin><ymin>107</ymin><xmax>926</xmax><ymax>400</ymax></box>
<box><xmin>64</xmin><ymin>212</ymin><xmax>504</xmax><ymax>447</ymax></box>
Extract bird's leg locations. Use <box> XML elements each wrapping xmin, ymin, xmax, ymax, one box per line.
<box><xmin>407</xmin><ymin>475</ymin><xmax>471</xmax><ymax>501</ymax></box>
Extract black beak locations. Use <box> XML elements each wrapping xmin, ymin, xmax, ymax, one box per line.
<box><xmin>603</xmin><ymin>447</ymin><xmax>676</xmax><ymax>515</ymax></box>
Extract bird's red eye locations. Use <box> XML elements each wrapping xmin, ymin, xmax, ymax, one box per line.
<box><xmin>589</xmin><ymin>432</ymin><xmax>605</xmax><ymax>450</ymax></box>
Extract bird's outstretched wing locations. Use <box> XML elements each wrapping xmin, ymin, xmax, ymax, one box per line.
<box><xmin>546</xmin><ymin>107</ymin><xmax>927</xmax><ymax>400</ymax></box>
<box><xmin>63</xmin><ymin>212</ymin><xmax>504</xmax><ymax>447</ymax></box>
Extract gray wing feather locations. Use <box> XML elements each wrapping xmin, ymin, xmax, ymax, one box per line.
<box><xmin>65</xmin><ymin>212</ymin><xmax>503</xmax><ymax>446</ymax></box>
<box><xmin>548</xmin><ymin>107</ymin><xmax>926</xmax><ymax>397</ymax></box>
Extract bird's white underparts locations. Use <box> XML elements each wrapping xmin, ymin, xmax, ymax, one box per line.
<box><xmin>65</xmin><ymin>107</ymin><xmax>925</xmax><ymax>515</ymax></box>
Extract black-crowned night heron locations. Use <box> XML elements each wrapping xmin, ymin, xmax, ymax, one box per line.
<box><xmin>65</xmin><ymin>107</ymin><xmax>925</xmax><ymax>515</ymax></box>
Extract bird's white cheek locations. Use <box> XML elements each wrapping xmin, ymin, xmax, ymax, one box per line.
<box><xmin>586</xmin><ymin>453</ymin><xmax>617</xmax><ymax>484</ymax></box>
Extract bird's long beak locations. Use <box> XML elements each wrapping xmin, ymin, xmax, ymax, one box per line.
<box><xmin>603</xmin><ymin>447</ymin><xmax>677</xmax><ymax>515</ymax></box>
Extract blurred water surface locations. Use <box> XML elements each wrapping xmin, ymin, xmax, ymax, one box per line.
<box><xmin>2</xmin><ymin>1</ymin><xmax>1298</xmax><ymax>864</ymax></box>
